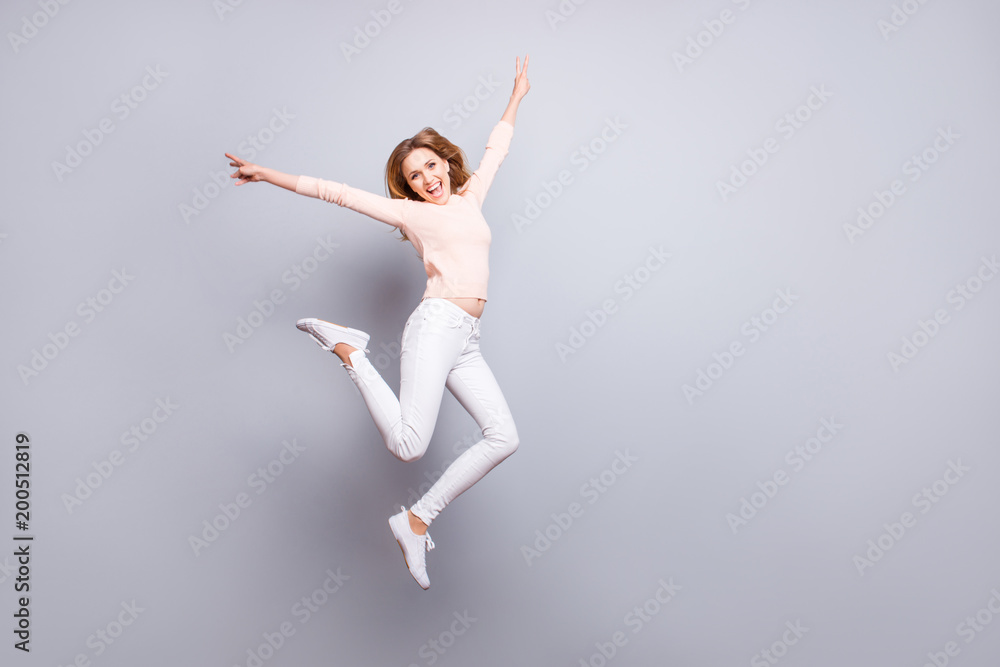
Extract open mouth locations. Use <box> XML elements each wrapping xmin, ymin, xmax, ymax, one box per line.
<box><xmin>428</xmin><ymin>182</ymin><xmax>443</xmax><ymax>198</ymax></box>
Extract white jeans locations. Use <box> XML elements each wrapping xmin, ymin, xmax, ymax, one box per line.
<box><xmin>340</xmin><ymin>297</ymin><xmax>519</xmax><ymax>525</ymax></box>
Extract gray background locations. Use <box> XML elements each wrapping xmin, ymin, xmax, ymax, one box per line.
<box><xmin>2</xmin><ymin>0</ymin><xmax>999</xmax><ymax>665</ymax></box>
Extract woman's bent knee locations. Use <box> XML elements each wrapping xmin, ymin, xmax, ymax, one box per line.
<box><xmin>491</xmin><ymin>423</ymin><xmax>519</xmax><ymax>459</ymax></box>
<box><xmin>396</xmin><ymin>449</ymin><xmax>424</xmax><ymax>463</ymax></box>
<box><xmin>391</xmin><ymin>428</ymin><xmax>430</xmax><ymax>463</ymax></box>
<box><xmin>503</xmin><ymin>436</ymin><xmax>519</xmax><ymax>458</ymax></box>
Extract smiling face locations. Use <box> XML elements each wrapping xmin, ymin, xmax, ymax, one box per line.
<box><xmin>401</xmin><ymin>147</ymin><xmax>451</xmax><ymax>205</ymax></box>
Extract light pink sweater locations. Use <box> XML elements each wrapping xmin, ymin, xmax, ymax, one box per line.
<box><xmin>294</xmin><ymin>120</ymin><xmax>514</xmax><ymax>302</ymax></box>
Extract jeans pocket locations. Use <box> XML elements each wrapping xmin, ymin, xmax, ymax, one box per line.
<box><xmin>402</xmin><ymin>309</ymin><xmax>426</xmax><ymax>349</ymax></box>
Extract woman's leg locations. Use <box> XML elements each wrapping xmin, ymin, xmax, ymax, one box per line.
<box><xmin>409</xmin><ymin>318</ymin><xmax>519</xmax><ymax>526</ymax></box>
<box><xmin>339</xmin><ymin>299</ymin><xmax>467</xmax><ymax>463</ymax></box>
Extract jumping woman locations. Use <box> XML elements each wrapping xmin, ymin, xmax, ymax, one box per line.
<box><xmin>225</xmin><ymin>55</ymin><xmax>530</xmax><ymax>589</ymax></box>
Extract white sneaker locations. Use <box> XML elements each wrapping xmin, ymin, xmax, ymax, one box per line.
<box><xmin>388</xmin><ymin>506</ymin><xmax>435</xmax><ymax>590</ymax></box>
<box><xmin>296</xmin><ymin>318</ymin><xmax>370</xmax><ymax>354</ymax></box>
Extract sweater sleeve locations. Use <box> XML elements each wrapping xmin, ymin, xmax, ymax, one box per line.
<box><xmin>460</xmin><ymin>120</ymin><xmax>514</xmax><ymax>209</ymax></box>
<box><xmin>295</xmin><ymin>175</ymin><xmax>407</xmax><ymax>229</ymax></box>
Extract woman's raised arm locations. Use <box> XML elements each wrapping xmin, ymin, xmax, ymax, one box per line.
<box><xmin>460</xmin><ymin>56</ymin><xmax>531</xmax><ymax>208</ymax></box>
<box><xmin>500</xmin><ymin>54</ymin><xmax>530</xmax><ymax>128</ymax></box>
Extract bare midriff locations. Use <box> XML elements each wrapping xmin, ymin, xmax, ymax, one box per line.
<box><xmin>445</xmin><ymin>297</ymin><xmax>486</xmax><ymax>319</ymax></box>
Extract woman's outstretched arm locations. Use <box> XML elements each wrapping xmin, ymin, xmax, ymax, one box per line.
<box><xmin>224</xmin><ymin>154</ymin><xmax>406</xmax><ymax>228</ymax></box>
<box><xmin>500</xmin><ymin>54</ymin><xmax>530</xmax><ymax>128</ymax></box>
<box><xmin>225</xmin><ymin>156</ymin><xmax>298</xmax><ymax>190</ymax></box>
